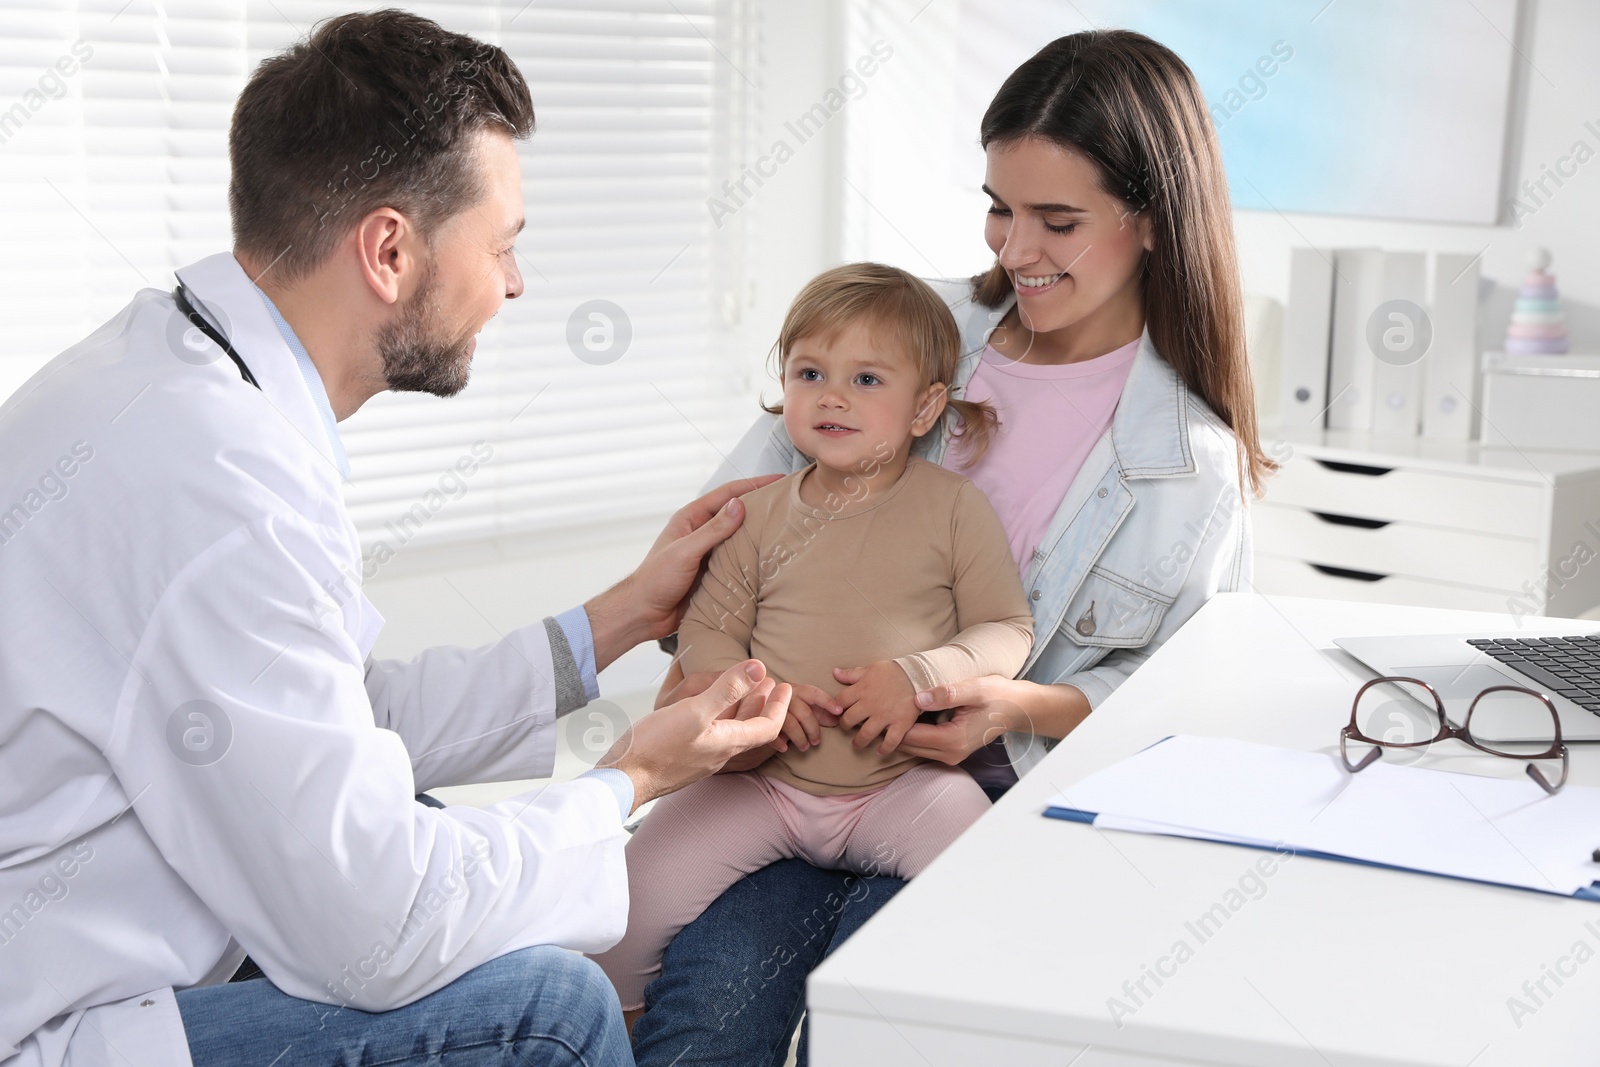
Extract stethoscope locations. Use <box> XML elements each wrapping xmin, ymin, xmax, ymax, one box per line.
<box><xmin>173</xmin><ymin>283</ymin><xmax>261</xmax><ymax>390</ymax></box>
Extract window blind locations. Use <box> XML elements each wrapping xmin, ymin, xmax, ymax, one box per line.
<box><xmin>0</xmin><ymin>0</ymin><xmax>752</xmax><ymax>556</ymax></box>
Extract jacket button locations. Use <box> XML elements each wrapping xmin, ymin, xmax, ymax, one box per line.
<box><xmin>1097</xmin><ymin>487</ymin><xmax>1108</xmax><ymax>498</ymax></box>
<box><xmin>1030</xmin><ymin>589</ymin><xmax>1042</xmax><ymax>601</ymax></box>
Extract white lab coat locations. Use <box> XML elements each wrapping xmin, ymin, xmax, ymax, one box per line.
<box><xmin>0</xmin><ymin>254</ymin><xmax>629</xmax><ymax>1067</ymax></box>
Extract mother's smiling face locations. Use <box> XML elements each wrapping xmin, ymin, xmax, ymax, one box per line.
<box><xmin>981</xmin><ymin>135</ymin><xmax>1152</xmax><ymax>339</ymax></box>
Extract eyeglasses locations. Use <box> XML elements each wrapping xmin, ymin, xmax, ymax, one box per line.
<box><xmin>1340</xmin><ymin>676</ymin><xmax>1569</xmax><ymax>795</ymax></box>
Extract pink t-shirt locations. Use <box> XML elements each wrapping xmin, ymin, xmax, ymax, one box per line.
<box><xmin>942</xmin><ymin>338</ymin><xmax>1139</xmax><ymax>576</ymax></box>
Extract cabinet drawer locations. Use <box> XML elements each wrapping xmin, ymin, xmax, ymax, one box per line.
<box><xmin>1253</xmin><ymin>503</ymin><xmax>1541</xmax><ymax>590</ymax></box>
<box><xmin>1268</xmin><ymin>455</ymin><xmax>1544</xmax><ymax>537</ymax></box>
<box><xmin>1252</xmin><ymin>553</ymin><xmax>1519</xmax><ymax>613</ymax></box>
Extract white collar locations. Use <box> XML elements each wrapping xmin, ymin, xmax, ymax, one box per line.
<box><xmin>173</xmin><ymin>253</ymin><xmax>349</xmax><ymax>484</ymax></box>
<box><xmin>250</xmin><ymin>281</ymin><xmax>350</xmax><ymax>479</ymax></box>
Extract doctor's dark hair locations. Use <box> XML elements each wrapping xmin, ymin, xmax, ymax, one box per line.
<box><xmin>972</xmin><ymin>30</ymin><xmax>1272</xmax><ymax>496</ymax></box>
<box><xmin>228</xmin><ymin>10</ymin><xmax>533</xmax><ymax>282</ymax></box>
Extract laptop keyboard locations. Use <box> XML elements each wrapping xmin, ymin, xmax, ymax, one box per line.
<box><xmin>1467</xmin><ymin>635</ymin><xmax>1600</xmax><ymax>712</ymax></box>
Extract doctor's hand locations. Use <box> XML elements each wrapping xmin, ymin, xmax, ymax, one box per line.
<box><xmin>585</xmin><ymin>476</ymin><xmax>782</xmax><ymax>673</ymax></box>
<box><xmin>598</xmin><ymin>659</ymin><xmax>790</xmax><ymax>813</ymax></box>
<box><xmin>656</xmin><ymin>667</ymin><xmax>839</xmax><ymax>766</ymax></box>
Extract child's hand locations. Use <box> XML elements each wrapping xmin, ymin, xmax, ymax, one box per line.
<box><xmin>771</xmin><ymin>683</ymin><xmax>842</xmax><ymax>753</ymax></box>
<box><xmin>833</xmin><ymin>662</ymin><xmax>919</xmax><ymax>755</ymax></box>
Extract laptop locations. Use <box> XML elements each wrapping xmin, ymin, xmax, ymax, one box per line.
<box><xmin>1334</xmin><ymin>632</ymin><xmax>1600</xmax><ymax>743</ymax></box>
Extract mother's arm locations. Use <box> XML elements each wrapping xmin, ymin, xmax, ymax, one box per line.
<box><xmin>1039</xmin><ymin>482</ymin><xmax>1249</xmax><ymax>710</ymax></box>
<box><xmin>900</xmin><ymin>479</ymin><xmax>1250</xmax><ymax>762</ymax></box>
<box><xmin>893</xmin><ymin>676</ymin><xmax>1092</xmax><ymax>765</ymax></box>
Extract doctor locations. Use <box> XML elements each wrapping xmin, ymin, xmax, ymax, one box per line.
<box><xmin>0</xmin><ymin>11</ymin><xmax>789</xmax><ymax>1067</ymax></box>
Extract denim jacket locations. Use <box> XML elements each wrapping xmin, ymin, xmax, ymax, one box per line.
<box><xmin>707</xmin><ymin>278</ymin><xmax>1252</xmax><ymax>777</ymax></box>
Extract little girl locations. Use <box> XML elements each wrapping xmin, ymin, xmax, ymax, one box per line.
<box><xmin>593</xmin><ymin>262</ymin><xmax>1034</xmax><ymax>1013</ymax></box>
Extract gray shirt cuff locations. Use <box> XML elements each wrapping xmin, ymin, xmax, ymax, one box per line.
<box><xmin>555</xmin><ymin>606</ymin><xmax>600</xmax><ymax>697</ymax></box>
<box><xmin>543</xmin><ymin>613</ymin><xmax>592</xmax><ymax>717</ymax></box>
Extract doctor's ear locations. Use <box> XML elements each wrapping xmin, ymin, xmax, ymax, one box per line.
<box><xmin>353</xmin><ymin>206</ymin><xmax>421</xmax><ymax>306</ymax></box>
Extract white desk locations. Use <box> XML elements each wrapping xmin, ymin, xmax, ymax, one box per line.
<box><xmin>808</xmin><ymin>594</ymin><xmax>1600</xmax><ymax>1066</ymax></box>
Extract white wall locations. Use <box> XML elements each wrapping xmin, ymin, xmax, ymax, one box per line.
<box><xmin>1234</xmin><ymin>0</ymin><xmax>1598</xmax><ymax>356</ymax></box>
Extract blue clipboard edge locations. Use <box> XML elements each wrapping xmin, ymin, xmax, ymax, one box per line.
<box><xmin>1042</xmin><ymin>805</ymin><xmax>1600</xmax><ymax>903</ymax></box>
<box><xmin>1037</xmin><ymin>734</ymin><xmax>1175</xmax><ymax>828</ymax></box>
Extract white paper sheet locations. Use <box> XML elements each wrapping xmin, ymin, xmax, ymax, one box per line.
<box><xmin>1046</xmin><ymin>735</ymin><xmax>1600</xmax><ymax>897</ymax></box>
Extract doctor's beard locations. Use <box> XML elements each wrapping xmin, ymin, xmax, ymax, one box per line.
<box><xmin>378</xmin><ymin>263</ymin><xmax>476</xmax><ymax>397</ymax></box>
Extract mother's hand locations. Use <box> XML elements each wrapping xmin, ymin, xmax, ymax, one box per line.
<box><xmin>899</xmin><ymin>676</ymin><xmax>1093</xmax><ymax>764</ymax></box>
<box><xmin>895</xmin><ymin>675</ymin><xmax>1024</xmax><ymax>765</ymax></box>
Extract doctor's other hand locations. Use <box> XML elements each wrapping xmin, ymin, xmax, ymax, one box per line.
<box><xmin>585</xmin><ymin>476</ymin><xmax>782</xmax><ymax>672</ymax></box>
<box><xmin>598</xmin><ymin>659</ymin><xmax>789</xmax><ymax>813</ymax></box>
<box><xmin>769</xmin><ymin>682</ymin><xmax>840</xmax><ymax>754</ymax></box>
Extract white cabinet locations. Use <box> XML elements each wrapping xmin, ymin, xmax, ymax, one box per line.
<box><xmin>1254</xmin><ymin>427</ymin><xmax>1600</xmax><ymax>618</ymax></box>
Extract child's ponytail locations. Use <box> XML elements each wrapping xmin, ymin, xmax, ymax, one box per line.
<box><xmin>944</xmin><ymin>397</ymin><xmax>1000</xmax><ymax>468</ymax></box>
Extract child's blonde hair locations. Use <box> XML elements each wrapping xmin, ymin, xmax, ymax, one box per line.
<box><xmin>761</xmin><ymin>263</ymin><xmax>999</xmax><ymax>465</ymax></box>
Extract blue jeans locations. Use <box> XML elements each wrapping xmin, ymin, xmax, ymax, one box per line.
<box><xmin>630</xmin><ymin>860</ymin><xmax>907</xmax><ymax>1067</ymax></box>
<box><xmin>177</xmin><ymin>945</ymin><xmax>632</xmax><ymax>1066</ymax></box>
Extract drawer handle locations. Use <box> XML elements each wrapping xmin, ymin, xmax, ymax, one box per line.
<box><xmin>1311</xmin><ymin>511</ymin><xmax>1390</xmax><ymax>530</ymax></box>
<box><xmin>1310</xmin><ymin>563</ymin><xmax>1388</xmax><ymax>583</ymax></box>
<box><xmin>1313</xmin><ymin>459</ymin><xmax>1394</xmax><ymax>477</ymax></box>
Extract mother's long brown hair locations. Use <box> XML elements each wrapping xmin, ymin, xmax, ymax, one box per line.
<box><xmin>973</xmin><ymin>29</ymin><xmax>1273</xmax><ymax>495</ymax></box>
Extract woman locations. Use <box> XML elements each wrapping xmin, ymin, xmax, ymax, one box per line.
<box><xmin>632</xmin><ymin>28</ymin><xmax>1271</xmax><ymax>1066</ymax></box>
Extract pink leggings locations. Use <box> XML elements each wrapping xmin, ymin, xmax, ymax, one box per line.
<box><xmin>591</xmin><ymin>762</ymin><xmax>991</xmax><ymax>1009</ymax></box>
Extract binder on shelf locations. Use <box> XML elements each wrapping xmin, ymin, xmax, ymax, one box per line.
<box><xmin>1326</xmin><ymin>248</ymin><xmax>1385</xmax><ymax>432</ymax></box>
<box><xmin>1370</xmin><ymin>250</ymin><xmax>1426</xmax><ymax>436</ymax></box>
<box><xmin>1278</xmin><ymin>247</ymin><xmax>1335</xmax><ymax>428</ymax></box>
<box><xmin>1424</xmin><ymin>251</ymin><xmax>1483</xmax><ymax>441</ymax></box>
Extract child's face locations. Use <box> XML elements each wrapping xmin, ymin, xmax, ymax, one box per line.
<box><xmin>781</xmin><ymin>319</ymin><xmax>946</xmax><ymax>473</ymax></box>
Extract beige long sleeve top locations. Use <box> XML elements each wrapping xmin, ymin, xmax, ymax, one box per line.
<box><xmin>678</xmin><ymin>457</ymin><xmax>1035</xmax><ymax>794</ymax></box>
